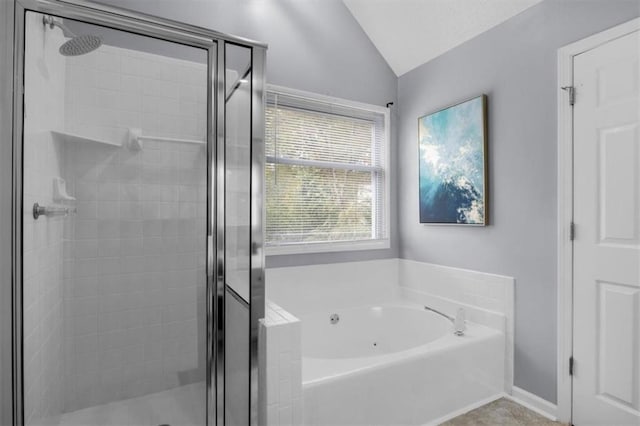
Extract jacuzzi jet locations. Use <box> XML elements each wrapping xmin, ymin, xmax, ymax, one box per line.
<box><xmin>329</xmin><ymin>313</ymin><xmax>340</xmax><ymax>324</ymax></box>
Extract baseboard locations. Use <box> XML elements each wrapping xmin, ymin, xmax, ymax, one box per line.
<box><xmin>508</xmin><ymin>386</ymin><xmax>558</xmax><ymax>421</ymax></box>
<box><xmin>423</xmin><ymin>394</ymin><xmax>504</xmax><ymax>426</ymax></box>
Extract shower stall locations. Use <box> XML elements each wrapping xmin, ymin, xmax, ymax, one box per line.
<box><xmin>10</xmin><ymin>1</ymin><xmax>265</xmax><ymax>425</ymax></box>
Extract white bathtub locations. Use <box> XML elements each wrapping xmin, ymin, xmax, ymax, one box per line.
<box><xmin>301</xmin><ymin>303</ymin><xmax>505</xmax><ymax>425</ymax></box>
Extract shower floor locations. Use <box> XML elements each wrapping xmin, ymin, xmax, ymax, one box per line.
<box><xmin>59</xmin><ymin>382</ymin><xmax>205</xmax><ymax>426</ymax></box>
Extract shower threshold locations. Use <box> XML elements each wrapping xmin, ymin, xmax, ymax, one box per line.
<box><xmin>58</xmin><ymin>382</ymin><xmax>205</xmax><ymax>426</ymax></box>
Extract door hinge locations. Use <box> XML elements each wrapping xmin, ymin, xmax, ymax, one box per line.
<box><xmin>562</xmin><ymin>86</ymin><xmax>575</xmax><ymax>106</ymax></box>
<box><xmin>569</xmin><ymin>356</ymin><xmax>574</xmax><ymax>376</ymax></box>
<box><xmin>569</xmin><ymin>222</ymin><xmax>575</xmax><ymax>241</ymax></box>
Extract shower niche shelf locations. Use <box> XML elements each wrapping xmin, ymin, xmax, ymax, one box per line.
<box><xmin>51</xmin><ymin>130</ymin><xmax>122</xmax><ymax>147</ymax></box>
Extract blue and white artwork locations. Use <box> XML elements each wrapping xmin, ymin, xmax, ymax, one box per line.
<box><xmin>418</xmin><ymin>95</ymin><xmax>487</xmax><ymax>225</ymax></box>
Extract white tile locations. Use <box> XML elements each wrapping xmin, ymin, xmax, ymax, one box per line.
<box><xmin>75</xmin><ymin>333</ymin><xmax>98</xmax><ymax>354</ymax></box>
<box><xmin>120</xmin><ymin>238</ymin><xmax>144</xmax><ymax>256</ymax></box>
<box><xmin>141</xmin><ymin>94</ymin><xmax>161</xmax><ymax>114</ymax></box>
<box><xmin>278</xmin><ymin>352</ymin><xmax>292</xmax><ymax>382</ymax></box>
<box><xmin>97</xmin><ymin>257</ymin><xmax>120</xmax><ymax>276</ymax></box>
<box><xmin>290</xmin><ymin>360</ymin><xmax>302</xmax><ymax>398</ymax></box>
<box><xmin>179</xmin><ymin>84</ymin><xmax>199</xmax><ymax>102</ymax></box>
<box><xmin>278</xmin><ymin>405</ymin><xmax>292</xmax><ymax>426</ymax></box>
<box><xmin>74</xmin><ymin>259</ymin><xmax>98</xmax><ymax>278</ymax></box>
<box><xmin>292</xmin><ymin>398</ymin><xmax>303</xmax><ymax>425</ymax></box>
<box><xmin>76</xmin><ymin>220</ymin><xmax>98</xmax><ymax>240</ymax></box>
<box><xmin>119</xmin><ymin>90</ymin><xmax>142</xmax><ymax>112</ymax></box>
<box><xmin>120</xmin><ymin>220</ymin><xmax>143</xmax><ymax>238</ymax></box>
<box><xmin>76</xmin><ymin>201</ymin><xmax>98</xmax><ymax>219</ymax></box>
<box><xmin>121</xmin><ymin>56</ymin><xmax>141</xmax><ymax>76</ymax></box>
<box><xmin>91</xmin><ymin>70</ymin><xmax>120</xmax><ymax>90</ymax></box>
<box><xmin>267</xmin><ymin>404</ymin><xmax>279</xmax><ymax>426</ymax></box>
<box><xmin>72</xmin><ymin>277</ymin><xmax>98</xmax><ymax>299</ymax></box>
<box><xmin>96</xmin><ymin>201</ymin><xmax>119</xmax><ymax>220</ymax></box>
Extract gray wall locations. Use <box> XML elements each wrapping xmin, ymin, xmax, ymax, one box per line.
<box><xmin>0</xmin><ymin>1</ymin><xmax>14</xmax><ymax>424</ymax></box>
<box><xmin>397</xmin><ymin>0</ymin><xmax>639</xmax><ymax>403</ymax></box>
<box><xmin>89</xmin><ymin>0</ymin><xmax>400</xmax><ymax>268</ymax></box>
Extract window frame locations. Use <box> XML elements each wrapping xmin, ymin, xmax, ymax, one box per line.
<box><xmin>265</xmin><ymin>84</ymin><xmax>391</xmax><ymax>255</ymax></box>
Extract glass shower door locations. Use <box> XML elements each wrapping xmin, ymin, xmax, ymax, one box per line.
<box><xmin>19</xmin><ymin>9</ymin><xmax>212</xmax><ymax>426</ymax></box>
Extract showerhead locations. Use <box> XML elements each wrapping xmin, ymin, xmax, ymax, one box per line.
<box><xmin>43</xmin><ymin>15</ymin><xmax>103</xmax><ymax>56</ymax></box>
<box><xmin>59</xmin><ymin>35</ymin><xmax>103</xmax><ymax>57</ymax></box>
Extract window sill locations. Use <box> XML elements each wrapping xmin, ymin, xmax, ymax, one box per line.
<box><xmin>265</xmin><ymin>239</ymin><xmax>390</xmax><ymax>256</ymax></box>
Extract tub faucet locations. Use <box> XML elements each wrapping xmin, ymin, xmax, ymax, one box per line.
<box><xmin>424</xmin><ymin>306</ymin><xmax>466</xmax><ymax>336</ymax></box>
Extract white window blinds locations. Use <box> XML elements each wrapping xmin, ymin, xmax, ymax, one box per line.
<box><xmin>265</xmin><ymin>89</ymin><xmax>389</xmax><ymax>251</ymax></box>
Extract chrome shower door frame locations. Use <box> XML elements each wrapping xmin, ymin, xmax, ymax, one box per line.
<box><xmin>249</xmin><ymin>46</ymin><xmax>266</xmax><ymax>426</ymax></box>
<box><xmin>11</xmin><ymin>1</ymin><xmax>267</xmax><ymax>425</ymax></box>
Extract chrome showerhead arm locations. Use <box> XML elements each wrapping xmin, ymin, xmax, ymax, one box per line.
<box><xmin>43</xmin><ymin>15</ymin><xmax>75</xmax><ymax>38</ymax></box>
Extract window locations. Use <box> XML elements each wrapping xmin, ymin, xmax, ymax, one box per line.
<box><xmin>265</xmin><ymin>86</ymin><xmax>390</xmax><ymax>254</ymax></box>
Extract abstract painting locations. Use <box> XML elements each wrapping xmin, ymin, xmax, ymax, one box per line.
<box><xmin>418</xmin><ymin>95</ymin><xmax>488</xmax><ymax>225</ymax></box>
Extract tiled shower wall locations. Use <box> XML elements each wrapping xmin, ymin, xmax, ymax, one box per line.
<box><xmin>64</xmin><ymin>44</ymin><xmax>207</xmax><ymax>146</ymax></box>
<box><xmin>22</xmin><ymin>13</ymin><xmax>66</xmax><ymax>425</ymax></box>
<box><xmin>60</xmin><ymin>45</ymin><xmax>208</xmax><ymax>410</ymax></box>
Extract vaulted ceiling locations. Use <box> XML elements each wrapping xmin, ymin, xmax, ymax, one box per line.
<box><xmin>342</xmin><ymin>0</ymin><xmax>545</xmax><ymax>76</ymax></box>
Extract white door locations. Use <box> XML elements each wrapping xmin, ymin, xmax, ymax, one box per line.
<box><xmin>573</xmin><ymin>29</ymin><xmax>640</xmax><ymax>426</ymax></box>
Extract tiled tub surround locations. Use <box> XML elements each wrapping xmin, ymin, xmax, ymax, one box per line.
<box><xmin>60</xmin><ymin>46</ymin><xmax>207</xmax><ymax>412</ymax></box>
<box><xmin>399</xmin><ymin>259</ymin><xmax>515</xmax><ymax>394</ymax></box>
<box><xmin>266</xmin><ymin>259</ymin><xmax>515</xmax><ymax>425</ymax></box>
<box><xmin>259</xmin><ymin>302</ymin><xmax>303</xmax><ymax>426</ymax></box>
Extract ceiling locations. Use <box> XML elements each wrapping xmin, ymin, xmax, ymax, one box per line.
<box><xmin>342</xmin><ymin>0</ymin><xmax>544</xmax><ymax>76</ymax></box>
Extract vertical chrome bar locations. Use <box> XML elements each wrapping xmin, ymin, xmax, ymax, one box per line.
<box><xmin>206</xmin><ymin>40</ymin><xmax>217</xmax><ymax>426</ymax></box>
<box><xmin>12</xmin><ymin>3</ymin><xmax>25</xmax><ymax>426</ymax></box>
<box><xmin>249</xmin><ymin>45</ymin><xmax>266</xmax><ymax>426</ymax></box>
<box><xmin>215</xmin><ymin>40</ymin><xmax>227</xmax><ymax>426</ymax></box>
